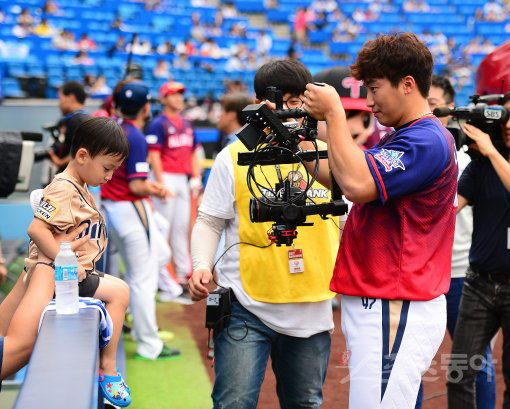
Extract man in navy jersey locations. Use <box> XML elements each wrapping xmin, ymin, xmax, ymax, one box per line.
<box><xmin>305</xmin><ymin>33</ymin><xmax>458</xmax><ymax>407</ymax></box>
<box><xmin>101</xmin><ymin>82</ymin><xmax>180</xmax><ymax>360</ymax></box>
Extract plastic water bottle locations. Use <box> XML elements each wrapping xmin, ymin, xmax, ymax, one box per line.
<box><xmin>54</xmin><ymin>242</ymin><xmax>79</xmax><ymax>314</ymax></box>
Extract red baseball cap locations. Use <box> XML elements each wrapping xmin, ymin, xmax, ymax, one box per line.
<box><xmin>159</xmin><ymin>81</ymin><xmax>186</xmax><ymax>98</ymax></box>
<box><xmin>476</xmin><ymin>41</ymin><xmax>510</xmax><ymax>96</ymax></box>
<box><xmin>313</xmin><ymin>67</ymin><xmax>370</xmax><ymax>112</ymax></box>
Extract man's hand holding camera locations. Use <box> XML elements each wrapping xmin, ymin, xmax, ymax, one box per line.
<box><xmin>463</xmin><ymin>123</ymin><xmax>499</xmax><ymax>158</ymax></box>
<box><xmin>303</xmin><ymin>83</ymin><xmax>345</xmax><ymax>123</ymax></box>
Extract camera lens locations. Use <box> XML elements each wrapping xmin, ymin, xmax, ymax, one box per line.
<box><xmin>250</xmin><ymin>198</ymin><xmax>275</xmax><ymax>223</ymax></box>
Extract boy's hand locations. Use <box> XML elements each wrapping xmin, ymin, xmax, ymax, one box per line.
<box><xmin>78</xmin><ymin>262</ymin><xmax>86</xmax><ymax>282</ymax></box>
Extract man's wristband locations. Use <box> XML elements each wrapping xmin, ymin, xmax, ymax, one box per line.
<box><xmin>36</xmin><ymin>261</ymin><xmax>55</xmax><ymax>269</ymax></box>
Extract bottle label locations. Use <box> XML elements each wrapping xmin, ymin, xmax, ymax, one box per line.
<box><xmin>55</xmin><ymin>265</ymin><xmax>78</xmax><ymax>281</ymax></box>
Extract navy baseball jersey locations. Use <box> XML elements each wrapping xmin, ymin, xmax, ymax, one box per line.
<box><xmin>145</xmin><ymin>114</ymin><xmax>196</xmax><ymax>175</ymax></box>
<box><xmin>331</xmin><ymin>116</ymin><xmax>458</xmax><ymax>300</ymax></box>
<box><xmin>101</xmin><ymin>120</ymin><xmax>149</xmax><ymax>202</ymax></box>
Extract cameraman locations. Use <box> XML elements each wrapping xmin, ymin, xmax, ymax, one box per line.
<box><xmin>48</xmin><ymin>81</ymin><xmax>88</xmax><ymax>171</ymax></box>
<box><xmin>427</xmin><ymin>76</ymin><xmax>496</xmax><ymax>409</ymax></box>
<box><xmin>188</xmin><ymin>59</ymin><xmax>339</xmax><ymax>408</ymax></box>
<box><xmin>447</xmin><ymin>93</ymin><xmax>510</xmax><ymax>408</ymax></box>
<box><xmin>305</xmin><ymin>33</ymin><xmax>458</xmax><ymax>407</ymax></box>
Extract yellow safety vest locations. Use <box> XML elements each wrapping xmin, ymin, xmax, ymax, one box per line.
<box><xmin>229</xmin><ymin>140</ymin><xmax>339</xmax><ymax>303</ymax></box>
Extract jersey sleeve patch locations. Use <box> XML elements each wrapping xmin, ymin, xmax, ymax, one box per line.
<box><xmin>35</xmin><ymin>197</ymin><xmax>60</xmax><ymax>222</ymax></box>
<box><xmin>374</xmin><ymin>149</ymin><xmax>406</xmax><ymax>172</ymax></box>
<box><xmin>135</xmin><ymin>162</ymin><xmax>149</xmax><ymax>173</ymax></box>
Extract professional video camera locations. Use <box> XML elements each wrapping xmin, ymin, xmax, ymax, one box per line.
<box><xmin>235</xmin><ymin>86</ymin><xmax>348</xmax><ymax>246</ymax></box>
<box><xmin>0</xmin><ymin>131</ymin><xmax>43</xmax><ymax>197</ymax></box>
<box><xmin>34</xmin><ymin>121</ymin><xmax>65</xmax><ymax>162</ymax></box>
<box><xmin>433</xmin><ymin>94</ymin><xmax>509</xmax><ymax>150</ymax></box>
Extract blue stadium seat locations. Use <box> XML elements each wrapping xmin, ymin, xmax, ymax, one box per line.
<box><xmin>2</xmin><ymin>78</ymin><xmax>25</xmax><ymax>98</ymax></box>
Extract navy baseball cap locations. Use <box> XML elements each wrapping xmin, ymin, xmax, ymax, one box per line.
<box><xmin>114</xmin><ymin>82</ymin><xmax>151</xmax><ymax>115</ymax></box>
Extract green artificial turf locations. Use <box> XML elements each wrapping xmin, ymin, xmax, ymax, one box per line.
<box><xmin>125</xmin><ymin>303</ymin><xmax>212</xmax><ymax>409</ymax></box>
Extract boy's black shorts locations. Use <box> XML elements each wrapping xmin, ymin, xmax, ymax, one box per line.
<box><xmin>78</xmin><ymin>271</ymin><xmax>104</xmax><ymax>298</ymax></box>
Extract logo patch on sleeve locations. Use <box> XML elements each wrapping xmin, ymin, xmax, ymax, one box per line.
<box><xmin>146</xmin><ymin>134</ymin><xmax>158</xmax><ymax>144</ymax></box>
<box><xmin>35</xmin><ymin>198</ymin><xmax>60</xmax><ymax>222</ymax></box>
<box><xmin>135</xmin><ymin>162</ymin><xmax>149</xmax><ymax>173</ymax></box>
<box><xmin>374</xmin><ymin>149</ymin><xmax>405</xmax><ymax>172</ymax></box>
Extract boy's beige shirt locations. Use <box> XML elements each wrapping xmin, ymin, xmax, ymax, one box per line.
<box><xmin>25</xmin><ymin>172</ymin><xmax>107</xmax><ymax>278</ymax></box>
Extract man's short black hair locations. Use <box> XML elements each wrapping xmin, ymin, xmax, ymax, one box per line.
<box><xmin>254</xmin><ymin>59</ymin><xmax>312</xmax><ymax>101</ymax></box>
<box><xmin>431</xmin><ymin>75</ymin><xmax>455</xmax><ymax>104</ymax></box>
<box><xmin>60</xmin><ymin>81</ymin><xmax>87</xmax><ymax>104</ymax></box>
<box><xmin>220</xmin><ymin>93</ymin><xmax>254</xmax><ymax>125</ymax></box>
<box><xmin>71</xmin><ymin>117</ymin><xmax>130</xmax><ymax>160</ymax></box>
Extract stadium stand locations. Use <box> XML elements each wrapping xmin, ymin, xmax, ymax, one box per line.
<box><xmin>0</xmin><ymin>0</ymin><xmax>505</xmax><ymax>104</ymax></box>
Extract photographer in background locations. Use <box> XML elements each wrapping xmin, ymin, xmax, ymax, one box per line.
<box><xmin>305</xmin><ymin>33</ymin><xmax>458</xmax><ymax>407</ymax></box>
<box><xmin>447</xmin><ymin>93</ymin><xmax>510</xmax><ymax>408</ymax></box>
<box><xmin>188</xmin><ymin>59</ymin><xmax>339</xmax><ymax>408</ymax></box>
<box><xmin>423</xmin><ymin>75</ymin><xmax>496</xmax><ymax>409</ymax></box>
<box><xmin>48</xmin><ymin>81</ymin><xmax>88</xmax><ymax>172</ymax></box>
<box><xmin>217</xmin><ymin>93</ymin><xmax>254</xmax><ymax>148</ymax></box>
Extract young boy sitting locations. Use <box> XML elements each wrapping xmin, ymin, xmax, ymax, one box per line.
<box><xmin>25</xmin><ymin>116</ymin><xmax>132</xmax><ymax>407</ymax></box>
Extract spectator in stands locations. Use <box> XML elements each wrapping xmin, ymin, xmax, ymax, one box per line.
<box><xmin>191</xmin><ymin>12</ymin><xmax>206</xmax><ymax>42</ymax></box>
<box><xmin>483</xmin><ymin>0</ymin><xmax>505</xmax><ymax>21</ymax></box>
<box><xmin>175</xmin><ymin>38</ymin><xmax>196</xmax><ymax>56</ymax></box>
<box><xmin>352</xmin><ymin>8</ymin><xmax>367</xmax><ymax>23</ymax></box>
<box><xmin>0</xmin><ymin>7</ymin><xmax>7</xmax><ymax>23</ymax></box>
<box><xmin>173</xmin><ymin>53</ymin><xmax>192</xmax><ymax>70</ymax></box>
<box><xmin>229</xmin><ymin>22</ymin><xmax>247</xmax><ymax>38</ymax></box>
<box><xmin>479</xmin><ymin>38</ymin><xmax>496</xmax><ymax>54</ymax></box>
<box><xmin>200</xmin><ymin>38</ymin><xmax>222</xmax><ymax>59</ymax></box>
<box><xmin>265</xmin><ymin>0</ymin><xmax>279</xmax><ymax>8</ymax></box>
<box><xmin>107</xmin><ymin>35</ymin><xmax>126</xmax><ymax>58</ymax></box>
<box><xmin>294</xmin><ymin>7</ymin><xmax>309</xmax><ymax>44</ymax></box>
<box><xmin>217</xmin><ymin>93</ymin><xmax>254</xmax><ymax>147</ymax></box>
<box><xmin>41</xmin><ymin>0</ymin><xmax>59</xmax><ymax>15</ymax></box>
<box><xmin>89</xmin><ymin>76</ymin><xmax>112</xmax><ymax>97</ymax></box>
<box><xmin>256</xmin><ymin>30</ymin><xmax>272</xmax><ymax>57</ymax></box>
<box><xmin>71</xmin><ymin>50</ymin><xmax>94</xmax><ymax>66</ymax></box>
<box><xmin>156</xmin><ymin>40</ymin><xmax>174</xmax><ymax>55</ymax></box>
<box><xmin>17</xmin><ymin>8</ymin><xmax>34</xmax><ymax>29</ymax></box>
<box><xmin>146</xmin><ymin>82</ymin><xmax>202</xmax><ymax>287</ymax></box>
<box><xmin>52</xmin><ymin>29</ymin><xmax>77</xmax><ymax>51</ymax></box>
<box><xmin>221</xmin><ymin>2</ymin><xmax>237</xmax><ymax>18</ymax></box>
<box><xmin>153</xmin><ymin>59</ymin><xmax>171</xmax><ymax>79</ymax></box>
<box><xmin>111</xmin><ymin>16</ymin><xmax>128</xmax><ymax>31</ymax></box>
<box><xmin>78</xmin><ymin>33</ymin><xmax>97</xmax><ymax>51</ymax></box>
<box><xmin>34</xmin><ymin>18</ymin><xmax>55</xmax><ymax>37</ymax></box>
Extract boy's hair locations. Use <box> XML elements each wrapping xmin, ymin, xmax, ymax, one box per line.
<box><xmin>254</xmin><ymin>58</ymin><xmax>312</xmax><ymax>100</ymax></box>
<box><xmin>220</xmin><ymin>93</ymin><xmax>254</xmax><ymax>125</ymax></box>
<box><xmin>60</xmin><ymin>81</ymin><xmax>87</xmax><ymax>104</ymax></box>
<box><xmin>71</xmin><ymin>117</ymin><xmax>130</xmax><ymax>159</ymax></box>
<box><xmin>431</xmin><ymin>75</ymin><xmax>455</xmax><ymax>104</ymax></box>
<box><xmin>350</xmin><ymin>33</ymin><xmax>433</xmax><ymax>98</ymax></box>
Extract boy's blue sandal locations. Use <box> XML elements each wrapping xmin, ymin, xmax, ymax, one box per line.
<box><xmin>99</xmin><ymin>371</ymin><xmax>132</xmax><ymax>407</ymax></box>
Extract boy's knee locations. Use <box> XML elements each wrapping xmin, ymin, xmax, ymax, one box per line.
<box><xmin>119</xmin><ymin>281</ymin><xmax>130</xmax><ymax>307</ymax></box>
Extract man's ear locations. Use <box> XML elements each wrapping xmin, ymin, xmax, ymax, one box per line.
<box><xmin>255</xmin><ymin>98</ymin><xmax>260</xmax><ymax>103</ymax></box>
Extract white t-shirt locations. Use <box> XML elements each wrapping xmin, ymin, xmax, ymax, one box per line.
<box><xmin>200</xmin><ymin>147</ymin><xmax>334</xmax><ymax>338</ymax></box>
<box><xmin>451</xmin><ymin>148</ymin><xmax>473</xmax><ymax>278</ymax></box>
